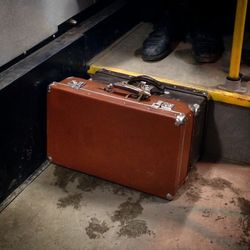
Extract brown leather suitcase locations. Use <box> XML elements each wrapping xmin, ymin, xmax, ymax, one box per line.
<box><xmin>89</xmin><ymin>69</ymin><xmax>208</xmax><ymax>166</ymax></box>
<box><xmin>47</xmin><ymin>77</ymin><xmax>194</xmax><ymax>199</ymax></box>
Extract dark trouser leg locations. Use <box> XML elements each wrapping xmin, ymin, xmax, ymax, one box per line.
<box><xmin>190</xmin><ymin>0</ymin><xmax>228</xmax><ymax>63</ymax></box>
<box><xmin>141</xmin><ymin>0</ymin><xmax>188</xmax><ymax>61</ymax></box>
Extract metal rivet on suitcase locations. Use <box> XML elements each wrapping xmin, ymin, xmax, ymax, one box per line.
<box><xmin>166</xmin><ymin>193</ymin><xmax>173</xmax><ymax>201</ymax></box>
<box><xmin>188</xmin><ymin>103</ymin><xmax>200</xmax><ymax>116</ymax></box>
<box><xmin>48</xmin><ymin>82</ymin><xmax>57</xmax><ymax>93</ymax></box>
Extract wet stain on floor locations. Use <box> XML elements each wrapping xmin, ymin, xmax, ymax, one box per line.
<box><xmin>178</xmin><ymin>167</ymin><xmax>241</xmax><ymax>203</ymax></box>
<box><xmin>53</xmin><ymin>165</ymin><xmax>250</xmax><ymax>244</ymax></box>
<box><xmin>185</xmin><ymin>186</ymin><xmax>201</xmax><ymax>202</ymax></box>
<box><xmin>85</xmin><ymin>218</ymin><xmax>110</xmax><ymax>239</ymax></box>
<box><xmin>57</xmin><ymin>193</ymin><xmax>82</xmax><ymax>209</ymax></box>
<box><xmin>53</xmin><ymin>166</ymin><xmax>78</xmax><ymax>192</ymax></box>
<box><xmin>177</xmin><ymin>167</ymin><xmax>202</xmax><ymax>202</ymax></box>
<box><xmin>202</xmin><ymin>209</ymin><xmax>212</xmax><ymax>218</ymax></box>
<box><xmin>111</xmin><ymin>197</ymin><xmax>143</xmax><ymax>225</ymax></box>
<box><xmin>53</xmin><ymin>165</ymin><xmax>133</xmax><ymax>197</ymax></box>
<box><xmin>199</xmin><ymin>177</ymin><xmax>240</xmax><ymax>195</ymax></box>
<box><xmin>77</xmin><ymin>175</ymin><xmax>100</xmax><ymax>192</ymax></box>
<box><xmin>216</xmin><ymin>193</ymin><xmax>224</xmax><ymax>199</ymax></box>
<box><xmin>2</xmin><ymin>162</ymin><xmax>250</xmax><ymax>249</ymax></box>
<box><xmin>138</xmin><ymin>192</ymin><xmax>165</xmax><ymax>203</ymax></box>
<box><xmin>238</xmin><ymin>197</ymin><xmax>250</xmax><ymax>240</ymax></box>
<box><xmin>111</xmin><ymin>197</ymin><xmax>154</xmax><ymax>238</ymax></box>
<box><xmin>118</xmin><ymin>219</ymin><xmax>153</xmax><ymax>238</ymax></box>
<box><xmin>182</xmin><ymin>168</ymin><xmax>250</xmax><ymax>248</ymax></box>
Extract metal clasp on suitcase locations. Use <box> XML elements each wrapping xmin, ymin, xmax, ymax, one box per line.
<box><xmin>104</xmin><ymin>81</ymin><xmax>151</xmax><ymax>101</ymax></box>
<box><xmin>68</xmin><ymin>80</ymin><xmax>86</xmax><ymax>89</ymax></box>
<box><xmin>151</xmin><ymin>100</ymin><xmax>175</xmax><ymax>111</ymax></box>
<box><xmin>151</xmin><ymin>101</ymin><xmax>186</xmax><ymax>126</ymax></box>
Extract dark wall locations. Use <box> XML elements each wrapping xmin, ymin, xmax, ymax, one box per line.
<box><xmin>0</xmin><ymin>39</ymin><xmax>86</xmax><ymax>202</ymax></box>
<box><xmin>203</xmin><ymin>102</ymin><xmax>250</xmax><ymax>164</ymax></box>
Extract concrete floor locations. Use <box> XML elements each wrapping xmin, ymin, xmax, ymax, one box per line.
<box><xmin>90</xmin><ymin>22</ymin><xmax>250</xmax><ymax>93</ymax></box>
<box><xmin>0</xmin><ymin>162</ymin><xmax>249</xmax><ymax>250</ymax></box>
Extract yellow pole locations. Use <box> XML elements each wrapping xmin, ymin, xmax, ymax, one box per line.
<box><xmin>229</xmin><ymin>0</ymin><xmax>248</xmax><ymax>80</ymax></box>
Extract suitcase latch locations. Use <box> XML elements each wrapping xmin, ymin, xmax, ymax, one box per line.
<box><xmin>68</xmin><ymin>80</ymin><xmax>86</xmax><ymax>89</ymax></box>
<box><xmin>151</xmin><ymin>100</ymin><xmax>174</xmax><ymax>111</ymax></box>
<box><xmin>104</xmin><ymin>81</ymin><xmax>151</xmax><ymax>101</ymax></box>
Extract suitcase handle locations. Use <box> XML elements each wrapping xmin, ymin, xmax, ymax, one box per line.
<box><xmin>104</xmin><ymin>81</ymin><xmax>151</xmax><ymax>101</ymax></box>
<box><xmin>127</xmin><ymin>75</ymin><xmax>168</xmax><ymax>95</ymax></box>
<box><xmin>128</xmin><ymin>75</ymin><xmax>164</xmax><ymax>91</ymax></box>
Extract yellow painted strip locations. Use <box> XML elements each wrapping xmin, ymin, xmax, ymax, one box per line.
<box><xmin>88</xmin><ymin>64</ymin><xmax>250</xmax><ymax>108</ymax></box>
<box><xmin>229</xmin><ymin>0</ymin><xmax>248</xmax><ymax>79</ymax></box>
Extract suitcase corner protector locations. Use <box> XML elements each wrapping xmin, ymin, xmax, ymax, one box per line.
<box><xmin>175</xmin><ymin>113</ymin><xmax>187</xmax><ymax>126</ymax></box>
<box><xmin>47</xmin><ymin>155</ymin><xmax>53</xmax><ymax>162</ymax></box>
<box><xmin>165</xmin><ymin>193</ymin><xmax>174</xmax><ymax>201</ymax></box>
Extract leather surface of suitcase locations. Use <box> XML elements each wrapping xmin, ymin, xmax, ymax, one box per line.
<box><xmin>90</xmin><ymin>69</ymin><xmax>208</xmax><ymax>166</ymax></box>
<box><xmin>47</xmin><ymin>77</ymin><xmax>194</xmax><ymax>199</ymax></box>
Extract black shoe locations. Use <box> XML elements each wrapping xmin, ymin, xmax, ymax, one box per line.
<box><xmin>192</xmin><ymin>32</ymin><xmax>224</xmax><ymax>63</ymax></box>
<box><xmin>142</xmin><ymin>26</ymin><xmax>172</xmax><ymax>62</ymax></box>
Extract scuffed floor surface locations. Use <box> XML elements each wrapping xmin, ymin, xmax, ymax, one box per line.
<box><xmin>0</xmin><ymin>162</ymin><xmax>249</xmax><ymax>250</ymax></box>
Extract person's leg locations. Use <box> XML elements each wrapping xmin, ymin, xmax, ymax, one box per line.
<box><xmin>141</xmin><ymin>18</ymin><xmax>173</xmax><ymax>61</ymax></box>
<box><xmin>190</xmin><ymin>0</ymin><xmax>225</xmax><ymax>63</ymax></box>
<box><xmin>141</xmin><ymin>0</ymin><xmax>171</xmax><ymax>61</ymax></box>
<box><xmin>142</xmin><ymin>0</ymin><xmax>188</xmax><ymax>61</ymax></box>
<box><xmin>243</xmin><ymin>4</ymin><xmax>250</xmax><ymax>65</ymax></box>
